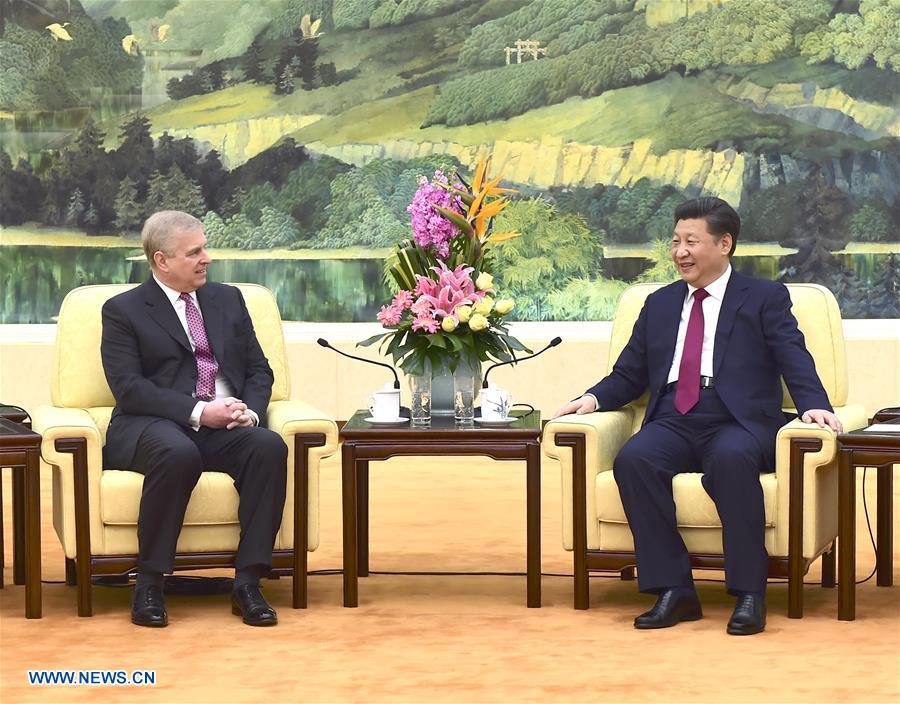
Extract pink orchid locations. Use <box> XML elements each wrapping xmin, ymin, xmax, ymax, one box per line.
<box><xmin>407</xmin><ymin>170</ymin><xmax>465</xmax><ymax>258</ymax></box>
<box><xmin>376</xmin><ymin>305</ymin><xmax>402</xmax><ymax>326</ymax></box>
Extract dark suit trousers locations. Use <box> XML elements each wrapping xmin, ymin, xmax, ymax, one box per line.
<box><xmin>613</xmin><ymin>388</ymin><xmax>770</xmax><ymax>596</ymax></box>
<box><xmin>127</xmin><ymin>420</ymin><xmax>288</xmax><ymax>575</ymax></box>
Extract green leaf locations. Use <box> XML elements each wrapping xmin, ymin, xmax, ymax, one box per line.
<box><xmin>504</xmin><ymin>336</ymin><xmax>530</xmax><ymax>352</ymax></box>
<box><xmin>432</xmin><ymin>204</ymin><xmax>474</xmax><ymax>237</ymax></box>
<box><xmin>428</xmin><ymin>333</ymin><xmax>448</xmax><ymax>349</ymax></box>
<box><xmin>359</xmin><ymin>332</ymin><xmax>389</xmax><ymax>347</ymax></box>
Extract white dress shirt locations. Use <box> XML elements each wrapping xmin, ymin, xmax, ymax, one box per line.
<box><xmin>666</xmin><ymin>264</ymin><xmax>732</xmax><ymax>384</ymax></box>
<box><xmin>152</xmin><ymin>275</ymin><xmax>258</xmax><ymax>429</ymax></box>
<box><xmin>583</xmin><ymin>264</ymin><xmax>732</xmax><ymax>412</ymax></box>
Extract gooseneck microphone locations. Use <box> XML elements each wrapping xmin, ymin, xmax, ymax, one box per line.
<box><xmin>316</xmin><ymin>338</ymin><xmax>401</xmax><ymax>389</ymax></box>
<box><xmin>482</xmin><ymin>336</ymin><xmax>562</xmax><ymax>389</ymax></box>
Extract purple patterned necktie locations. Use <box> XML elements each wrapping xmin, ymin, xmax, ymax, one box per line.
<box><xmin>179</xmin><ymin>293</ymin><xmax>218</xmax><ymax>401</ymax></box>
<box><xmin>674</xmin><ymin>288</ymin><xmax>710</xmax><ymax>415</ymax></box>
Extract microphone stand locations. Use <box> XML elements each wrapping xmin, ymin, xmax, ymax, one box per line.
<box><xmin>482</xmin><ymin>337</ymin><xmax>562</xmax><ymax>389</ymax></box>
<box><xmin>317</xmin><ymin>338</ymin><xmax>401</xmax><ymax>389</ymax></box>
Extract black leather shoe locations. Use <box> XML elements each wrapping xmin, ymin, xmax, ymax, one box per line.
<box><xmin>231</xmin><ymin>584</ymin><xmax>277</xmax><ymax>626</ymax></box>
<box><xmin>634</xmin><ymin>589</ymin><xmax>703</xmax><ymax>629</ymax></box>
<box><xmin>131</xmin><ymin>585</ymin><xmax>168</xmax><ymax>627</ymax></box>
<box><xmin>727</xmin><ymin>594</ymin><xmax>766</xmax><ymax>635</ymax></box>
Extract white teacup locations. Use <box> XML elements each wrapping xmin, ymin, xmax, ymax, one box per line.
<box><xmin>481</xmin><ymin>385</ymin><xmax>514</xmax><ymax>421</ymax></box>
<box><xmin>368</xmin><ymin>387</ymin><xmax>401</xmax><ymax>420</ymax></box>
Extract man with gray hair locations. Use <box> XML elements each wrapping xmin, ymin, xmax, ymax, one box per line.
<box><xmin>101</xmin><ymin>210</ymin><xmax>288</xmax><ymax>627</ymax></box>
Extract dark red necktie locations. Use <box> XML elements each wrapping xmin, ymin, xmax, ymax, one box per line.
<box><xmin>180</xmin><ymin>293</ymin><xmax>218</xmax><ymax>401</ymax></box>
<box><xmin>674</xmin><ymin>288</ymin><xmax>710</xmax><ymax>415</ymax></box>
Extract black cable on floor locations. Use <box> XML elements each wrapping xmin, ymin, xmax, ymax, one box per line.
<box><xmin>855</xmin><ymin>467</ymin><xmax>879</xmax><ymax>585</ymax></box>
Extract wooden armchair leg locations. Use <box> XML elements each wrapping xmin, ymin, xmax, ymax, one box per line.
<box><xmin>821</xmin><ymin>542</ymin><xmax>836</xmax><ymax>588</ymax></box>
<box><xmin>291</xmin><ymin>433</ymin><xmax>325</xmax><ymax>609</ymax></box>
<box><xmin>555</xmin><ymin>432</ymin><xmax>590</xmax><ymax>610</ymax></box>
<box><xmin>619</xmin><ymin>566</ymin><xmax>636</xmax><ymax>581</ymax></box>
<box><xmin>788</xmin><ymin>438</ymin><xmax>822</xmax><ymax>619</ymax></box>
<box><xmin>55</xmin><ymin>438</ymin><xmax>93</xmax><ymax>616</ymax></box>
<box><xmin>65</xmin><ymin>558</ymin><xmax>77</xmax><ymax>586</ymax></box>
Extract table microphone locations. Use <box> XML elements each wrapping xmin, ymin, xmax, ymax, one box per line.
<box><xmin>316</xmin><ymin>338</ymin><xmax>401</xmax><ymax>389</ymax></box>
<box><xmin>482</xmin><ymin>336</ymin><xmax>562</xmax><ymax>389</ymax></box>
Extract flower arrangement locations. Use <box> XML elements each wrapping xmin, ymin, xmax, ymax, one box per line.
<box><xmin>360</xmin><ymin>158</ymin><xmax>530</xmax><ymax>377</ymax></box>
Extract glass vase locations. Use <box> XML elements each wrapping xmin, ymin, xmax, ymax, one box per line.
<box><xmin>429</xmin><ymin>356</ymin><xmax>482</xmax><ymax>417</ymax></box>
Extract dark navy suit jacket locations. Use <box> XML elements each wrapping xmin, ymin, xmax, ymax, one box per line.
<box><xmin>585</xmin><ymin>271</ymin><xmax>832</xmax><ymax>469</ymax></box>
<box><xmin>100</xmin><ymin>279</ymin><xmax>274</xmax><ymax>469</ymax></box>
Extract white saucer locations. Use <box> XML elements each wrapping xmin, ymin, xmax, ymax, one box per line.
<box><xmin>474</xmin><ymin>416</ymin><xmax>516</xmax><ymax>426</ymax></box>
<box><xmin>363</xmin><ymin>416</ymin><xmax>408</xmax><ymax>425</ymax></box>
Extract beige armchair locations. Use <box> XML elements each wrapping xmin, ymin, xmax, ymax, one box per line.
<box><xmin>32</xmin><ymin>284</ymin><xmax>339</xmax><ymax>616</ymax></box>
<box><xmin>543</xmin><ymin>283</ymin><xmax>868</xmax><ymax>617</ymax></box>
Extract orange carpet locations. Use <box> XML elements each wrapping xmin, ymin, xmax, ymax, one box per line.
<box><xmin>1</xmin><ymin>456</ymin><xmax>898</xmax><ymax>703</ymax></box>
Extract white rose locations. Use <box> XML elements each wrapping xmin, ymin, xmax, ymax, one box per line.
<box><xmin>468</xmin><ymin>313</ymin><xmax>489</xmax><ymax>332</ymax></box>
<box><xmin>475</xmin><ymin>272</ymin><xmax>494</xmax><ymax>291</ymax></box>
<box><xmin>473</xmin><ymin>296</ymin><xmax>494</xmax><ymax>316</ymax></box>
<box><xmin>494</xmin><ymin>298</ymin><xmax>514</xmax><ymax>315</ymax></box>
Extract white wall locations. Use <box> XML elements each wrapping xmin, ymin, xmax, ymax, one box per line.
<box><xmin>2</xmin><ymin>321</ymin><xmax>898</xmax><ymax>420</ymax></box>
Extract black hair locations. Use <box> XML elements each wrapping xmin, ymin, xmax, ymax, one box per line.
<box><xmin>673</xmin><ymin>197</ymin><xmax>740</xmax><ymax>256</ymax></box>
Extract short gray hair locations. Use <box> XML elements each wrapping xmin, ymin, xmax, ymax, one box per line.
<box><xmin>142</xmin><ymin>211</ymin><xmax>204</xmax><ymax>268</ymax></box>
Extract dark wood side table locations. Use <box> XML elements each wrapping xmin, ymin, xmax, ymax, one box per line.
<box><xmin>873</xmin><ymin>407</ymin><xmax>900</xmax><ymax>423</ymax></box>
<box><xmin>0</xmin><ymin>417</ymin><xmax>42</xmax><ymax>617</ymax></box>
<box><xmin>0</xmin><ymin>405</ymin><xmax>30</xmax><ymax>591</ymax></box>
<box><xmin>836</xmin><ymin>415</ymin><xmax>897</xmax><ymax>621</ymax></box>
<box><xmin>340</xmin><ymin>409</ymin><xmax>543</xmax><ymax>608</ymax></box>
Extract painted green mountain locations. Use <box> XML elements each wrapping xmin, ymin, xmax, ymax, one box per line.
<box><xmin>122</xmin><ymin>0</ymin><xmax>896</xmax><ymax>201</ymax></box>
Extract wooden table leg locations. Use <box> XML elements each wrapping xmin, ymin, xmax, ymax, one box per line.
<box><xmin>526</xmin><ymin>442</ymin><xmax>541</xmax><ymax>608</ymax></box>
<box><xmin>357</xmin><ymin>460</ymin><xmax>369</xmax><ymax>577</ymax></box>
<box><xmin>292</xmin><ymin>436</ymin><xmax>309</xmax><ymax>609</ymax></box>
<box><xmin>13</xmin><ymin>466</ymin><xmax>25</xmax><ymax>585</ymax></box>
<box><xmin>838</xmin><ymin>450</ymin><xmax>855</xmax><ymax>621</ymax></box>
<box><xmin>342</xmin><ymin>444</ymin><xmax>358</xmax><ymax>607</ymax></box>
<box><xmin>876</xmin><ymin>463</ymin><xmax>893</xmax><ymax>587</ymax></box>
<box><xmin>24</xmin><ymin>448</ymin><xmax>41</xmax><ymax>618</ymax></box>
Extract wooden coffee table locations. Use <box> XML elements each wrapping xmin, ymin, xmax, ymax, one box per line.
<box><xmin>0</xmin><ymin>417</ymin><xmax>42</xmax><ymax>617</ymax></box>
<box><xmin>339</xmin><ymin>409</ymin><xmax>542</xmax><ymax>607</ymax></box>
<box><xmin>836</xmin><ymin>410</ymin><xmax>898</xmax><ymax>620</ymax></box>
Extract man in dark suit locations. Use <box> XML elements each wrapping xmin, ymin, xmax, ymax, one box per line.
<box><xmin>101</xmin><ymin>210</ymin><xmax>288</xmax><ymax>627</ymax></box>
<box><xmin>554</xmin><ymin>197</ymin><xmax>842</xmax><ymax>635</ymax></box>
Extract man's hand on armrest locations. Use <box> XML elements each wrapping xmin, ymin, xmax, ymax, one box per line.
<box><xmin>801</xmin><ymin>409</ymin><xmax>843</xmax><ymax>433</ymax></box>
<box><xmin>553</xmin><ymin>395</ymin><xmax>598</xmax><ymax>419</ymax></box>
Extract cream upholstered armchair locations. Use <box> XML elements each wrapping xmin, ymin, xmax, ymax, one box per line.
<box><xmin>32</xmin><ymin>284</ymin><xmax>339</xmax><ymax>616</ymax></box>
<box><xmin>543</xmin><ymin>283</ymin><xmax>867</xmax><ymax>617</ymax></box>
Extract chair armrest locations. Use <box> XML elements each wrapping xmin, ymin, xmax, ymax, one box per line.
<box><xmin>543</xmin><ymin>408</ymin><xmax>635</xmax><ymax>550</ymax></box>
<box><xmin>775</xmin><ymin>418</ymin><xmax>838</xmax><ymax>482</ymax></box>
<box><xmin>543</xmin><ymin>408</ymin><xmax>634</xmax><ymax>470</ymax></box>
<box><xmin>266</xmin><ymin>400</ymin><xmax>339</xmax><ymax>555</ymax></box>
<box><xmin>30</xmin><ymin>406</ymin><xmax>104</xmax><ymax>560</ymax></box>
<box><xmin>775</xmin><ymin>402</ymin><xmax>870</xmax><ymax>481</ymax></box>
<box><xmin>31</xmin><ymin>406</ymin><xmax>102</xmax><ymax>467</ymax></box>
<box><xmin>265</xmin><ymin>400</ymin><xmax>339</xmax><ymax>455</ymax></box>
<box><xmin>773</xmin><ymin>403</ymin><xmax>868</xmax><ymax>558</ymax></box>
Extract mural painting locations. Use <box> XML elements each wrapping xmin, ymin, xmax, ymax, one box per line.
<box><xmin>1</xmin><ymin>0</ymin><xmax>898</xmax><ymax>324</ymax></box>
